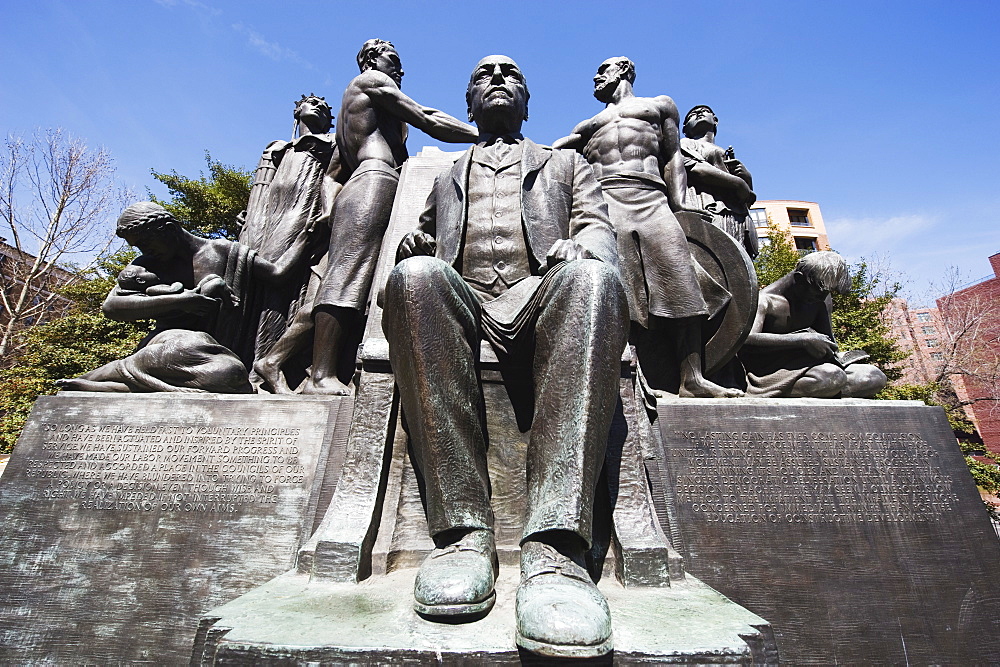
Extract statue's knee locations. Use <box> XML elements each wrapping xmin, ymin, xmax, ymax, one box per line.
<box><xmin>843</xmin><ymin>364</ymin><xmax>888</xmax><ymax>398</ymax></box>
<box><xmin>797</xmin><ymin>364</ymin><xmax>847</xmax><ymax>397</ymax></box>
<box><xmin>560</xmin><ymin>259</ymin><xmax>622</xmax><ymax>298</ymax></box>
<box><xmin>386</xmin><ymin>256</ymin><xmax>446</xmax><ymax>303</ymax></box>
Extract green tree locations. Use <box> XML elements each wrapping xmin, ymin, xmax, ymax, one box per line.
<box><xmin>752</xmin><ymin>221</ymin><xmax>801</xmax><ymax>287</ymax></box>
<box><xmin>149</xmin><ymin>152</ymin><xmax>251</xmax><ymax>240</ymax></box>
<box><xmin>0</xmin><ymin>248</ymin><xmax>151</xmax><ymax>452</ymax></box>
<box><xmin>831</xmin><ymin>260</ymin><xmax>907</xmax><ymax>382</ymax></box>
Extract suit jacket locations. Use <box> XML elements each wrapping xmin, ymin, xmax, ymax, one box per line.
<box><xmin>417</xmin><ymin>138</ymin><xmax>619</xmax><ymax>276</ymax></box>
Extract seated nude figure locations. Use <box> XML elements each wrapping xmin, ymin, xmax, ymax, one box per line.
<box><xmin>739</xmin><ymin>251</ymin><xmax>887</xmax><ymax>398</ymax></box>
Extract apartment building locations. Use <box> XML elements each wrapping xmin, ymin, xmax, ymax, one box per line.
<box><xmin>750</xmin><ymin>200</ymin><xmax>831</xmax><ymax>252</ymax></box>
<box><xmin>886</xmin><ymin>299</ymin><xmax>947</xmax><ymax>386</ymax></box>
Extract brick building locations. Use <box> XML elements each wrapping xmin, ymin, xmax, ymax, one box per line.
<box><xmin>886</xmin><ymin>300</ymin><xmax>948</xmax><ymax>386</ymax></box>
<box><xmin>936</xmin><ymin>253</ymin><xmax>1000</xmax><ymax>452</ymax></box>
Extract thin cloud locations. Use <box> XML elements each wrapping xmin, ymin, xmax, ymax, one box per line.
<box><xmin>826</xmin><ymin>213</ymin><xmax>937</xmax><ymax>255</ymax></box>
<box><xmin>153</xmin><ymin>0</ymin><xmax>221</xmax><ymax>16</ymax></box>
<box><xmin>232</xmin><ymin>23</ymin><xmax>313</xmax><ymax>70</ymax></box>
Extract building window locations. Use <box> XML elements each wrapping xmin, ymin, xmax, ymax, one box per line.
<box><xmin>930</xmin><ymin>352</ymin><xmax>944</xmax><ymax>360</ymax></box>
<box><xmin>916</xmin><ymin>312</ymin><xmax>931</xmax><ymax>322</ymax></box>
<box><xmin>794</xmin><ymin>237</ymin><xmax>818</xmax><ymax>252</ymax></box>
<box><xmin>749</xmin><ymin>208</ymin><xmax>768</xmax><ymax>226</ymax></box>
<box><xmin>926</xmin><ymin>339</ymin><xmax>939</xmax><ymax>348</ymax></box>
<box><xmin>921</xmin><ymin>326</ymin><xmax>936</xmax><ymax>335</ymax></box>
<box><xmin>788</xmin><ymin>209</ymin><xmax>811</xmax><ymax>227</ymax></box>
<box><xmin>758</xmin><ymin>236</ymin><xmax>771</xmax><ymax>248</ymax></box>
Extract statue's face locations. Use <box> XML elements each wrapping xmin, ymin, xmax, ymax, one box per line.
<box><xmin>684</xmin><ymin>107</ymin><xmax>717</xmax><ymax>136</ymax></box>
<box><xmin>121</xmin><ymin>226</ymin><xmax>177</xmax><ymax>263</ymax></box>
<box><xmin>371</xmin><ymin>47</ymin><xmax>404</xmax><ymax>86</ymax></box>
<box><xmin>296</xmin><ymin>98</ymin><xmax>332</xmax><ymax>133</ymax></box>
<box><xmin>593</xmin><ymin>58</ymin><xmax>629</xmax><ymax>103</ymax></box>
<box><xmin>468</xmin><ymin>55</ymin><xmax>527</xmax><ymax>133</ymax></box>
<box><xmin>795</xmin><ymin>270</ymin><xmax>830</xmax><ymax>303</ymax></box>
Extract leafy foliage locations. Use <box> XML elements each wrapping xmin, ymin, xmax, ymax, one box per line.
<box><xmin>831</xmin><ymin>261</ymin><xmax>907</xmax><ymax>382</ymax></box>
<box><xmin>752</xmin><ymin>222</ymin><xmax>801</xmax><ymax>287</ymax></box>
<box><xmin>0</xmin><ymin>248</ymin><xmax>151</xmax><ymax>453</ymax></box>
<box><xmin>879</xmin><ymin>381</ymin><xmax>979</xmax><ymax>442</ymax></box>
<box><xmin>149</xmin><ymin>152</ymin><xmax>251</xmax><ymax>240</ymax></box>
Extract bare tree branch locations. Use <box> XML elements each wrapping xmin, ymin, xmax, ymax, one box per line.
<box><xmin>0</xmin><ymin>129</ymin><xmax>131</xmax><ymax>361</ymax></box>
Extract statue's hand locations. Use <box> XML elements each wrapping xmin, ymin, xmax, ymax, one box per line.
<box><xmin>724</xmin><ymin>159</ymin><xmax>746</xmax><ymax>177</ymax></box>
<box><xmin>799</xmin><ymin>332</ymin><xmax>839</xmax><ymax>360</ymax></box>
<box><xmin>676</xmin><ymin>206</ymin><xmax>714</xmax><ymax>223</ymax></box>
<box><xmin>545</xmin><ymin>239</ymin><xmax>594</xmax><ymax>271</ymax></box>
<box><xmin>396</xmin><ymin>231</ymin><xmax>437</xmax><ymax>263</ymax></box>
<box><xmin>308</xmin><ymin>212</ymin><xmax>331</xmax><ymax>233</ymax></box>
<box><xmin>178</xmin><ymin>290</ymin><xmax>220</xmax><ymax>317</ymax></box>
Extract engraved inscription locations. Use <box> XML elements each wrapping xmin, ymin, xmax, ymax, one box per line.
<box><xmin>668</xmin><ymin>430</ymin><xmax>959</xmax><ymax>524</ymax></box>
<box><xmin>25</xmin><ymin>422</ymin><xmax>307</xmax><ymax>512</ymax></box>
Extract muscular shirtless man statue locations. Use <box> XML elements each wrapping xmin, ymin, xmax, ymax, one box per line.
<box><xmin>303</xmin><ymin>39</ymin><xmax>478</xmax><ymax>395</ymax></box>
<box><xmin>554</xmin><ymin>57</ymin><xmax>741</xmax><ymax>398</ymax></box>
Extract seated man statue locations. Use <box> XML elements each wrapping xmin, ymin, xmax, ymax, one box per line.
<box><xmin>57</xmin><ymin>201</ymin><xmax>315</xmax><ymax>393</ymax></box>
<box><xmin>740</xmin><ymin>251</ymin><xmax>887</xmax><ymax>398</ymax></box>
<box><xmin>383</xmin><ymin>55</ymin><xmax>628</xmax><ymax>658</ymax></box>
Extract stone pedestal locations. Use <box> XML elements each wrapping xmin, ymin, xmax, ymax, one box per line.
<box><xmin>653</xmin><ymin>398</ymin><xmax>1000</xmax><ymax>664</ymax></box>
<box><xmin>0</xmin><ymin>392</ymin><xmax>352</xmax><ymax>664</ymax></box>
<box><xmin>192</xmin><ymin>567</ymin><xmax>775</xmax><ymax>665</ymax></box>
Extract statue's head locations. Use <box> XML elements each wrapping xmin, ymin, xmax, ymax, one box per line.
<box><xmin>466</xmin><ymin>55</ymin><xmax>529</xmax><ymax>134</ymax></box>
<box><xmin>294</xmin><ymin>94</ymin><xmax>333</xmax><ymax>134</ymax></box>
<box><xmin>357</xmin><ymin>39</ymin><xmax>403</xmax><ymax>86</ymax></box>
<box><xmin>683</xmin><ymin>105</ymin><xmax>718</xmax><ymax>138</ymax></box>
<box><xmin>593</xmin><ymin>57</ymin><xmax>635</xmax><ymax>103</ymax></box>
<box><xmin>794</xmin><ymin>251</ymin><xmax>850</xmax><ymax>299</ymax></box>
<box><xmin>116</xmin><ymin>266</ymin><xmax>161</xmax><ymax>293</ymax></box>
<box><xmin>116</xmin><ymin>202</ymin><xmax>181</xmax><ymax>261</ymax></box>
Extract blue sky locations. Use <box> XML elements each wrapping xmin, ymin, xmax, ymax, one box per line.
<box><xmin>2</xmin><ymin>1</ymin><xmax>998</xmax><ymax>302</ymax></box>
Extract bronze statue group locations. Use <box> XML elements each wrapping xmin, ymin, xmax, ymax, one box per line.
<box><xmin>57</xmin><ymin>40</ymin><xmax>886</xmax><ymax>657</ymax></box>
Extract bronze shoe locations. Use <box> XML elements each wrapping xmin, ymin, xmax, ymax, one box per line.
<box><xmin>515</xmin><ymin>539</ymin><xmax>613</xmax><ymax>657</ymax></box>
<box><xmin>413</xmin><ymin>528</ymin><xmax>498</xmax><ymax>618</ymax></box>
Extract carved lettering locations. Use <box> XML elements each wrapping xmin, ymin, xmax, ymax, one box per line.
<box><xmin>668</xmin><ymin>430</ymin><xmax>959</xmax><ymax>523</ymax></box>
<box><xmin>28</xmin><ymin>422</ymin><xmax>306</xmax><ymax>512</ymax></box>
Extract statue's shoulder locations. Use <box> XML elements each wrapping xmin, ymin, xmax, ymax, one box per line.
<box><xmin>650</xmin><ymin>94</ymin><xmax>679</xmax><ymax>116</ymax></box>
<box><xmin>352</xmin><ymin>69</ymin><xmax>395</xmax><ymax>92</ymax></box>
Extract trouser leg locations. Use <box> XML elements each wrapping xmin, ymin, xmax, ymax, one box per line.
<box><xmin>522</xmin><ymin>260</ymin><xmax>628</xmax><ymax>546</ymax></box>
<box><xmin>383</xmin><ymin>256</ymin><xmax>493</xmax><ymax>537</ymax></box>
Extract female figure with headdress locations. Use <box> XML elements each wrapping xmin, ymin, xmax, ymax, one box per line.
<box><xmin>238</xmin><ymin>95</ymin><xmax>343</xmax><ymax>391</ymax></box>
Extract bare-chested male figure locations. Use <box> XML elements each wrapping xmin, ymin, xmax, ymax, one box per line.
<box><xmin>304</xmin><ymin>39</ymin><xmax>478</xmax><ymax>395</ymax></box>
<box><xmin>554</xmin><ymin>56</ymin><xmax>741</xmax><ymax>398</ymax></box>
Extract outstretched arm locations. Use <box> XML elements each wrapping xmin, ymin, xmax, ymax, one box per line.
<box><xmin>366</xmin><ymin>73</ymin><xmax>478</xmax><ymax>143</ymax></box>
<box><xmin>553</xmin><ymin>118</ymin><xmax>591</xmax><ymax>150</ymax></box>
<box><xmin>102</xmin><ymin>286</ymin><xmax>218</xmax><ymax>321</ymax></box>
